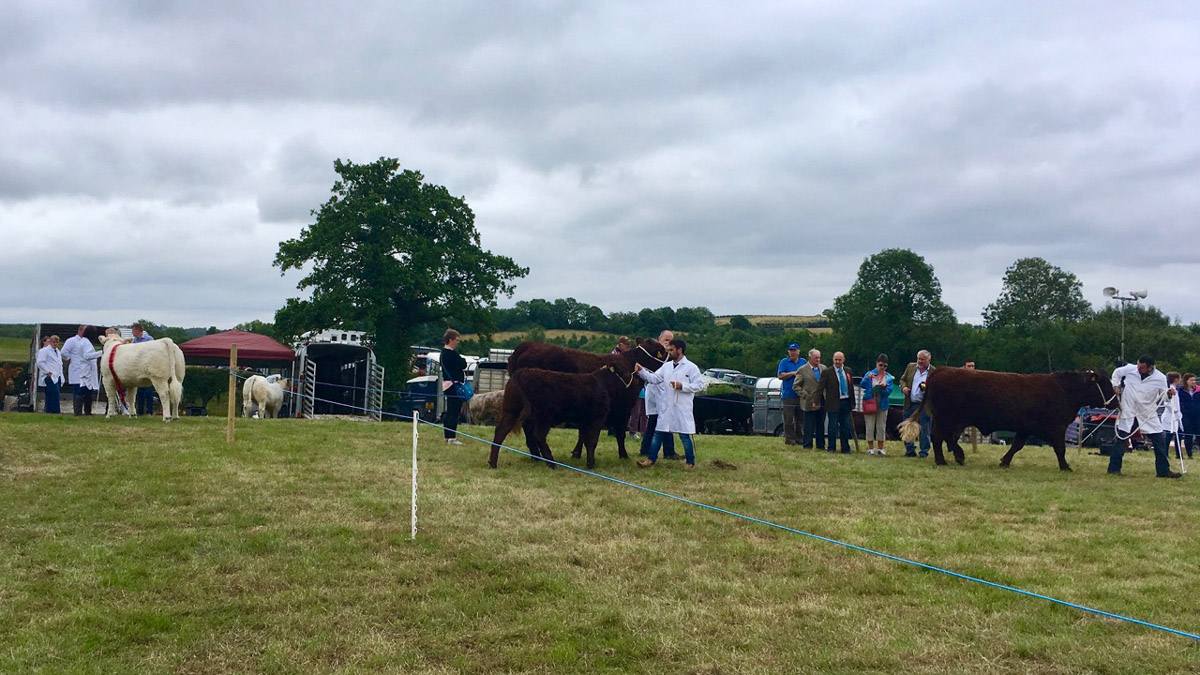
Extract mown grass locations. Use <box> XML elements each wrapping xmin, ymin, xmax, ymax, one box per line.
<box><xmin>2</xmin><ymin>414</ymin><xmax>1199</xmax><ymax>673</ymax></box>
<box><xmin>0</xmin><ymin>336</ymin><xmax>28</xmax><ymax>364</ymax></box>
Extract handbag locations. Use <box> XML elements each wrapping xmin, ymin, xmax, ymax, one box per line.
<box><xmin>861</xmin><ymin>396</ymin><xmax>878</xmax><ymax>415</ymax></box>
<box><xmin>456</xmin><ymin>381</ymin><xmax>475</xmax><ymax>401</ymax></box>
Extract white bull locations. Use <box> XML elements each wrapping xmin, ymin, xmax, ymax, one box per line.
<box><xmin>98</xmin><ymin>335</ymin><xmax>186</xmax><ymax>421</ymax></box>
<box><xmin>243</xmin><ymin>375</ymin><xmax>287</xmax><ymax>418</ymax></box>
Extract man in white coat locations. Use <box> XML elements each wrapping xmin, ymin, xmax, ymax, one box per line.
<box><xmin>1109</xmin><ymin>354</ymin><xmax>1181</xmax><ymax>478</ymax></box>
<box><xmin>36</xmin><ymin>335</ymin><xmax>64</xmax><ymax>414</ymax></box>
<box><xmin>639</xmin><ymin>329</ymin><xmax>681</xmax><ymax>460</ymax></box>
<box><xmin>634</xmin><ymin>338</ymin><xmax>704</xmax><ymax>469</ymax></box>
<box><xmin>61</xmin><ymin>325</ymin><xmax>103</xmax><ymax>416</ymax></box>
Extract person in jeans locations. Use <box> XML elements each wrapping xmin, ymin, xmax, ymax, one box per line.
<box><xmin>1108</xmin><ymin>355</ymin><xmax>1181</xmax><ymax>478</ymax></box>
<box><xmin>899</xmin><ymin>350</ymin><xmax>935</xmax><ymax>457</ymax></box>
<box><xmin>777</xmin><ymin>343</ymin><xmax>803</xmax><ymax>446</ymax></box>
<box><xmin>859</xmin><ymin>354</ymin><xmax>894</xmax><ymax>456</ymax></box>
<box><xmin>635</xmin><ymin>339</ymin><xmax>704</xmax><ymax>469</ymax></box>
<box><xmin>440</xmin><ymin>329</ymin><xmax>468</xmax><ymax>446</ymax></box>
<box><xmin>36</xmin><ymin>335</ymin><xmax>63</xmax><ymax>414</ymax></box>
<box><xmin>1178</xmin><ymin>373</ymin><xmax>1200</xmax><ymax>459</ymax></box>
<box><xmin>639</xmin><ymin>330</ymin><xmax>679</xmax><ymax>460</ymax></box>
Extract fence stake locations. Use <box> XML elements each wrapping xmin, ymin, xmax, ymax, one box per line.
<box><xmin>226</xmin><ymin>343</ymin><xmax>237</xmax><ymax>443</ymax></box>
<box><xmin>411</xmin><ymin>406</ymin><xmax>419</xmax><ymax>540</ymax></box>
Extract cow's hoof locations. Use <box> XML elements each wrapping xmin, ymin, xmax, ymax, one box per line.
<box><xmin>934</xmin><ymin>458</ymin><xmax>949</xmax><ymax>466</ymax></box>
<box><xmin>954</xmin><ymin>456</ymin><xmax>965</xmax><ymax>466</ymax></box>
<box><xmin>999</xmin><ymin>461</ymin><xmax>1011</xmax><ymax>468</ymax></box>
<box><xmin>1060</xmin><ymin>466</ymin><xmax>1073</xmax><ymax>472</ymax></box>
<box><xmin>487</xmin><ymin>463</ymin><xmax>497</xmax><ymax>469</ymax></box>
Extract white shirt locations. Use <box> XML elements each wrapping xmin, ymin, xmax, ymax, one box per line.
<box><xmin>1160</xmin><ymin>389</ymin><xmax>1182</xmax><ymax>434</ymax></box>
<box><xmin>36</xmin><ymin>345</ymin><xmax>63</xmax><ymax>385</ymax></box>
<box><xmin>637</xmin><ymin>356</ymin><xmax>704</xmax><ymax>434</ymax></box>
<box><xmin>1111</xmin><ymin>364</ymin><xmax>1167</xmax><ymax>435</ymax></box>
<box><xmin>61</xmin><ymin>334</ymin><xmax>103</xmax><ymax>390</ymax></box>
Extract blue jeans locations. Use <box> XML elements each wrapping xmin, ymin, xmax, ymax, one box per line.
<box><xmin>640</xmin><ymin>414</ymin><xmax>676</xmax><ymax>457</ymax></box>
<box><xmin>1108</xmin><ymin>430</ymin><xmax>1173</xmax><ymax>476</ymax></box>
<box><xmin>647</xmin><ymin>431</ymin><xmax>694</xmax><ymax>464</ymax></box>
<box><xmin>44</xmin><ymin>376</ymin><xmax>61</xmax><ymax>413</ymax></box>
<box><xmin>827</xmin><ymin>405</ymin><xmax>853</xmax><ymax>452</ymax></box>
<box><xmin>136</xmin><ymin>387</ymin><xmax>155</xmax><ymax>416</ymax></box>
<box><xmin>903</xmin><ymin>402</ymin><xmax>931</xmax><ymax>456</ymax></box>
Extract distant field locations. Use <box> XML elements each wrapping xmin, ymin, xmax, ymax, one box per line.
<box><xmin>462</xmin><ymin>329</ymin><xmax>612</xmax><ymax>342</ymax></box>
<box><xmin>713</xmin><ymin>315</ymin><xmax>833</xmax><ymax>333</ymax></box>
<box><xmin>0</xmin><ymin>337</ymin><xmax>28</xmax><ymax>364</ymax></box>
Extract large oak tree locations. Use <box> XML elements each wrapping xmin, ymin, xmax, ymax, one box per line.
<box><xmin>273</xmin><ymin>157</ymin><xmax>528</xmax><ymax>376</ymax></box>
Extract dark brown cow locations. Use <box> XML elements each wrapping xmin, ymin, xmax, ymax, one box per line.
<box><xmin>506</xmin><ymin>339</ymin><xmax>668</xmax><ymax>460</ymax></box>
<box><xmin>488</xmin><ymin>363</ymin><xmax>635</xmax><ymax>470</ymax></box>
<box><xmin>899</xmin><ymin>367</ymin><xmax>1115</xmax><ymax>471</ymax></box>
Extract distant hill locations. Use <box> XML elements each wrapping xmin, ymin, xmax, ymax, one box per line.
<box><xmin>714</xmin><ymin>315</ymin><xmax>830</xmax><ymax>330</ymax></box>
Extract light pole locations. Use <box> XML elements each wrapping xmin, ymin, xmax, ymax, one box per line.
<box><xmin>1102</xmin><ymin>287</ymin><xmax>1147</xmax><ymax>364</ymax></box>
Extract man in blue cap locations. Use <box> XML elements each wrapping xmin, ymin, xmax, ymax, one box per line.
<box><xmin>777</xmin><ymin>343</ymin><xmax>803</xmax><ymax>446</ymax></box>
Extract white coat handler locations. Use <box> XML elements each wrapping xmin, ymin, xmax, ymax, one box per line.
<box><xmin>634</xmin><ymin>338</ymin><xmax>704</xmax><ymax>469</ymax></box>
<box><xmin>1109</xmin><ymin>354</ymin><xmax>1182</xmax><ymax>478</ymax></box>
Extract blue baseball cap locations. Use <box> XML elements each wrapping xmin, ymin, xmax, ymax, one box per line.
<box><xmin>787</xmin><ymin>343</ymin><xmax>800</xmax><ymax>350</ymax></box>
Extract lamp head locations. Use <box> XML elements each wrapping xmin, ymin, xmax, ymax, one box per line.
<box><xmin>1103</xmin><ymin>287</ymin><xmax>1117</xmax><ymax>297</ymax></box>
<box><xmin>1131</xmin><ymin>290</ymin><xmax>1148</xmax><ymax>299</ymax></box>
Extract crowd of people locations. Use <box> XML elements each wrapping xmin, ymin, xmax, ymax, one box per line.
<box><xmin>34</xmin><ymin>323</ymin><xmax>154</xmax><ymax>416</ymax></box>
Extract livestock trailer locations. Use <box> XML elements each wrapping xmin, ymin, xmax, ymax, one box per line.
<box><xmin>293</xmin><ymin>329</ymin><xmax>384</xmax><ymax>420</ymax></box>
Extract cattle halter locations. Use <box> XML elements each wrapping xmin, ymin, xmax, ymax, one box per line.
<box><xmin>637</xmin><ymin>344</ymin><xmax>666</xmax><ymax>366</ymax></box>
<box><xmin>107</xmin><ymin>344</ymin><xmax>129</xmax><ymax>409</ymax></box>
<box><xmin>602</xmin><ymin>364</ymin><xmax>637</xmax><ymax>389</ymax></box>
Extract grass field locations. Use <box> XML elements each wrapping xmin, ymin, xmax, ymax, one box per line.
<box><xmin>0</xmin><ymin>336</ymin><xmax>28</xmax><ymax>364</ymax></box>
<box><xmin>2</xmin><ymin>414</ymin><xmax>1199</xmax><ymax>673</ymax></box>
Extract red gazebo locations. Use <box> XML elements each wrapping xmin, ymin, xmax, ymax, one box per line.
<box><xmin>178</xmin><ymin>330</ymin><xmax>295</xmax><ymax>368</ymax></box>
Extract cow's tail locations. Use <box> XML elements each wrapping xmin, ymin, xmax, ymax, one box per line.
<box><xmin>898</xmin><ymin>397</ymin><xmax>930</xmax><ymax>444</ymax></box>
<box><xmin>164</xmin><ymin>338</ymin><xmax>184</xmax><ymax>418</ymax></box>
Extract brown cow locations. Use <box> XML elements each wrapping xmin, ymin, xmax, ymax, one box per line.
<box><xmin>488</xmin><ymin>363</ymin><xmax>635</xmax><ymax>470</ymax></box>
<box><xmin>0</xmin><ymin>365</ymin><xmax>22</xmax><ymax>401</ymax></box>
<box><xmin>899</xmin><ymin>367</ymin><xmax>1115</xmax><ymax>471</ymax></box>
<box><xmin>506</xmin><ymin>339</ymin><xmax>668</xmax><ymax>460</ymax></box>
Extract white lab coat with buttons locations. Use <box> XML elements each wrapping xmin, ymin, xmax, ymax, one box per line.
<box><xmin>60</xmin><ymin>334</ymin><xmax>103</xmax><ymax>390</ymax></box>
<box><xmin>637</xmin><ymin>356</ymin><xmax>704</xmax><ymax>434</ymax></box>
<box><xmin>1111</xmin><ymin>363</ymin><xmax>1167</xmax><ymax>435</ymax></box>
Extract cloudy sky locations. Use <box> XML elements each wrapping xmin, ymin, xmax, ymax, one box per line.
<box><xmin>2</xmin><ymin>1</ymin><xmax>1198</xmax><ymax>329</ymax></box>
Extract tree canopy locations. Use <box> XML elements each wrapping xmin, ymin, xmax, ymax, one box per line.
<box><xmin>983</xmin><ymin>257</ymin><xmax>1092</xmax><ymax>331</ymax></box>
<box><xmin>826</xmin><ymin>248</ymin><xmax>956</xmax><ymax>365</ymax></box>
<box><xmin>273</xmin><ymin>157</ymin><xmax>528</xmax><ymax>375</ymax></box>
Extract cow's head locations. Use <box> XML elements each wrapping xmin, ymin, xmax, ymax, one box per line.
<box><xmin>1085</xmin><ymin>370</ymin><xmax>1117</xmax><ymax>408</ymax></box>
<box><xmin>626</xmin><ymin>338</ymin><xmax>668</xmax><ymax>371</ymax></box>
<box><xmin>99</xmin><ymin>334</ymin><xmax>133</xmax><ymax>350</ymax></box>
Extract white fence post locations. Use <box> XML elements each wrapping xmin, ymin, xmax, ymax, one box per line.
<box><xmin>411</xmin><ymin>406</ymin><xmax>419</xmax><ymax>540</ymax></box>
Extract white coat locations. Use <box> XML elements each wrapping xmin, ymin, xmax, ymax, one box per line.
<box><xmin>1160</xmin><ymin>390</ymin><xmax>1182</xmax><ymax>435</ymax></box>
<box><xmin>637</xmin><ymin>356</ymin><xmax>704</xmax><ymax>434</ymax></box>
<box><xmin>1112</xmin><ymin>364</ymin><xmax>1168</xmax><ymax>435</ymax></box>
<box><xmin>61</xmin><ymin>334</ymin><xmax>103</xmax><ymax>390</ymax></box>
<box><xmin>36</xmin><ymin>345</ymin><xmax>63</xmax><ymax>385</ymax></box>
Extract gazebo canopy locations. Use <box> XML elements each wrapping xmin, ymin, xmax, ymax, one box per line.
<box><xmin>178</xmin><ymin>330</ymin><xmax>295</xmax><ymax>368</ymax></box>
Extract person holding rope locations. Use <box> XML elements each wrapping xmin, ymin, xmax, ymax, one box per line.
<box><xmin>1108</xmin><ymin>355</ymin><xmax>1181</xmax><ymax>478</ymax></box>
<box><xmin>639</xmin><ymin>330</ymin><xmax>680</xmax><ymax>460</ymax></box>
<box><xmin>635</xmin><ymin>338</ymin><xmax>704</xmax><ymax>469</ymax></box>
<box><xmin>900</xmin><ymin>349</ymin><xmax>935</xmax><ymax>458</ymax></box>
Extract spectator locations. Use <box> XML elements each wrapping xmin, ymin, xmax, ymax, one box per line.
<box><xmin>859</xmin><ymin>354</ymin><xmax>894</xmax><ymax>455</ymax></box>
<box><xmin>820</xmin><ymin>351</ymin><xmax>855</xmax><ymax>453</ymax></box>
<box><xmin>1178</xmin><ymin>373</ymin><xmax>1199</xmax><ymax>459</ymax></box>
<box><xmin>635</xmin><ymin>339</ymin><xmax>704</xmax><ymax>469</ymax></box>
<box><xmin>796</xmin><ymin>349</ymin><xmax>827</xmax><ymax>450</ymax></box>
<box><xmin>60</xmin><ymin>325</ymin><xmax>103</xmax><ymax>416</ymax></box>
<box><xmin>131</xmin><ymin>322</ymin><xmax>156</xmax><ymax>416</ymax></box>
<box><xmin>440</xmin><ymin>329</ymin><xmax>468</xmax><ymax>446</ymax></box>
<box><xmin>900</xmin><ymin>350</ymin><xmax>935</xmax><ymax>457</ymax></box>
<box><xmin>611</xmin><ymin>336</ymin><xmax>631</xmax><ymax>355</ymax></box>
<box><xmin>1162</xmin><ymin>372</ymin><xmax>1183</xmax><ymax>452</ymax></box>
<box><xmin>963</xmin><ymin>359</ymin><xmax>976</xmax><ymax>370</ymax></box>
<box><xmin>36</xmin><ymin>335</ymin><xmax>63</xmax><ymax>414</ymax></box>
<box><xmin>777</xmin><ymin>343</ymin><xmax>803</xmax><ymax>446</ymax></box>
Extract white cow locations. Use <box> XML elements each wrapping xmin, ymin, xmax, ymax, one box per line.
<box><xmin>98</xmin><ymin>335</ymin><xmax>186</xmax><ymax>421</ymax></box>
<box><xmin>242</xmin><ymin>375</ymin><xmax>287</xmax><ymax>419</ymax></box>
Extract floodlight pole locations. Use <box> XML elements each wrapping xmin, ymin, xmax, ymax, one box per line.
<box><xmin>1104</xmin><ymin>290</ymin><xmax>1143</xmax><ymax>364</ymax></box>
